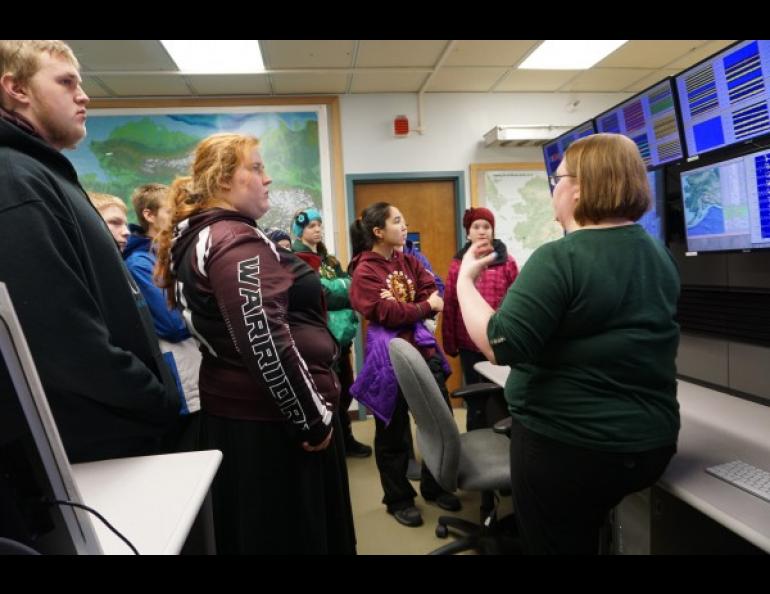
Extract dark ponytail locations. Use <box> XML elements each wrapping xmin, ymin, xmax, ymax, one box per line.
<box><xmin>349</xmin><ymin>201</ymin><xmax>392</xmax><ymax>257</ymax></box>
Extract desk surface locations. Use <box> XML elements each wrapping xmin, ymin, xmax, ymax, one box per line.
<box><xmin>473</xmin><ymin>361</ymin><xmax>770</xmax><ymax>553</ymax></box>
<box><xmin>474</xmin><ymin>361</ymin><xmax>509</xmax><ymax>387</ymax></box>
<box><xmin>72</xmin><ymin>449</ymin><xmax>222</xmax><ymax>555</ymax></box>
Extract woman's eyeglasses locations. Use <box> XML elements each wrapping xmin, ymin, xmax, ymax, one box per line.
<box><xmin>548</xmin><ymin>174</ymin><xmax>576</xmax><ymax>188</ymax></box>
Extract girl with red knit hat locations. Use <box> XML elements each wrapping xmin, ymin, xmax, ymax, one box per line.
<box><xmin>442</xmin><ymin>207</ymin><xmax>519</xmax><ymax>431</ymax></box>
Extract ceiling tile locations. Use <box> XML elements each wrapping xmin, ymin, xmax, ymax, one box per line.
<box><xmin>95</xmin><ymin>75</ymin><xmax>192</xmax><ymax>96</ymax></box>
<box><xmin>81</xmin><ymin>77</ymin><xmax>112</xmax><ymax>98</ymax></box>
<box><xmin>561</xmin><ymin>68</ymin><xmax>655</xmax><ymax>92</ymax></box>
<box><xmin>495</xmin><ymin>69</ymin><xmax>578</xmax><ymax>92</ymax></box>
<box><xmin>262</xmin><ymin>40</ymin><xmax>355</xmax><ymax>68</ymax></box>
<box><xmin>271</xmin><ymin>72</ymin><xmax>348</xmax><ymax>94</ymax></box>
<box><xmin>66</xmin><ymin>40</ymin><xmax>176</xmax><ymax>71</ymax></box>
<box><xmin>426</xmin><ymin>67</ymin><xmax>508</xmax><ymax>92</ymax></box>
<box><xmin>350</xmin><ymin>71</ymin><xmax>428</xmax><ymax>93</ymax></box>
<box><xmin>356</xmin><ymin>40</ymin><xmax>448</xmax><ymax>67</ymax></box>
<box><xmin>622</xmin><ymin>69</ymin><xmax>682</xmax><ymax>93</ymax></box>
<box><xmin>186</xmin><ymin>75</ymin><xmax>271</xmax><ymax>95</ymax></box>
<box><xmin>61</xmin><ymin>40</ymin><xmax>748</xmax><ymax>98</ymax></box>
<box><xmin>665</xmin><ymin>40</ymin><xmax>737</xmax><ymax>69</ymax></box>
<box><xmin>595</xmin><ymin>40</ymin><xmax>708</xmax><ymax>68</ymax></box>
<box><xmin>445</xmin><ymin>40</ymin><xmax>540</xmax><ymax>66</ymax></box>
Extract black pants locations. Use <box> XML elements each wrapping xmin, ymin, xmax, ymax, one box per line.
<box><xmin>459</xmin><ymin>349</ymin><xmax>488</xmax><ymax>432</ymax></box>
<box><xmin>161</xmin><ymin>411</ymin><xmax>202</xmax><ymax>453</ymax></box>
<box><xmin>509</xmin><ymin>417</ymin><xmax>676</xmax><ymax>554</ymax></box>
<box><xmin>374</xmin><ymin>355</ymin><xmax>453</xmax><ymax>512</ymax></box>
<box><xmin>459</xmin><ymin>349</ymin><xmax>486</xmax><ymax>385</ymax></box>
<box><xmin>335</xmin><ymin>346</ymin><xmax>356</xmax><ymax>443</ymax></box>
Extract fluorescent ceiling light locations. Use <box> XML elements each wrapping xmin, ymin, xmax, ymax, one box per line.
<box><xmin>519</xmin><ymin>40</ymin><xmax>627</xmax><ymax>70</ymax></box>
<box><xmin>161</xmin><ymin>40</ymin><xmax>264</xmax><ymax>74</ymax></box>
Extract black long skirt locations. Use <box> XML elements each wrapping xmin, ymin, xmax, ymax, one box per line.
<box><xmin>201</xmin><ymin>412</ymin><xmax>356</xmax><ymax>555</ymax></box>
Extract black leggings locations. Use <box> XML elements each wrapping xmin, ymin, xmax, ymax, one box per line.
<box><xmin>373</xmin><ymin>354</ymin><xmax>453</xmax><ymax>511</ymax></box>
<box><xmin>509</xmin><ymin>417</ymin><xmax>676</xmax><ymax>554</ymax></box>
<box><xmin>335</xmin><ymin>346</ymin><xmax>356</xmax><ymax>441</ymax></box>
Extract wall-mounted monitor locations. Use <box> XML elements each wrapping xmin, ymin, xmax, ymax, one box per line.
<box><xmin>680</xmin><ymin>145</ymin><xmax>770</xmax><ymax>253</ymax></box>
<box><xmin>595</xmin><ymin>78</ymin><xmax>685</xmax><ymax>168</ymax></box>
<box><xmin>675</xmin><ymin>40</ymin><xmax>770</xmax><ymax>158</ymax></box>
<box><xmin>638</xmin><ymin>169</ymin><xmax>666</xmax><ymax>242</ymax></box>
<box><xmin>542</xmin><ymin>120</ymin><xmax>596</xmax><ymax>177</ymax></box>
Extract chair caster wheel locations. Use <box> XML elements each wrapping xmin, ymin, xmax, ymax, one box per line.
<box><xmin>436</xmin><ymin>524</ymin><xmax>449</xmax><ymax>538</ymax></box>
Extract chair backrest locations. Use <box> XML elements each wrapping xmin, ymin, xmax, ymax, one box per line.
<box><xmin>388</xmin><ymin>338</ymin><xmax>460</xmax><ymax>492</ymax></box>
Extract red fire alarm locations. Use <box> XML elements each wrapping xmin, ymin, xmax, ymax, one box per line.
<box><xmin>393</xmin><ymin>115</ymin><xmax>409</xmax><ymax>137</ymax></box>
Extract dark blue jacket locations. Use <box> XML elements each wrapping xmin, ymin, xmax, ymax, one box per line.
<box><xmin>123</xmin><ymin>225</ymin><xmax>190</xmax><ymax>343</ymax></box>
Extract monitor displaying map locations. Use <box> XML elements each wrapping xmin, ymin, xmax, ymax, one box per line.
<box><xmin>638</xmin><ymin>169</ymin><xmax>666</xmax><ymax>242</ymax></box>
<box><xmin>680</xmin><ymin>145</ymin><xmax>770</xmax><ymax>252</ymax></box>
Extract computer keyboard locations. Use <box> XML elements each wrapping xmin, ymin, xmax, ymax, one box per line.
<box><xmin>705</xmin><ymin>460</ymin><xmax>770</xmax><ymax>503</ymax></box>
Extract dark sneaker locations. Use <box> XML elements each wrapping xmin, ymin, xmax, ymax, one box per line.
<box><xmin>389</xmin><ymin>506</ymin><xmax>423</xmax><ymax>527</ymax></box>
<box><xmin>406</xmin><ymin>458</ymin><xmax>421</xmax><ymax>481</ymax></box>
<box><xmin>345</xmin><ymin>438</ymin><xmax>372</xmax><ymax>458</ymax></box>
<box><xmin>424</xmin><ymin>492</ymin><xmax>462</xmax><ymax>512</ymax></box>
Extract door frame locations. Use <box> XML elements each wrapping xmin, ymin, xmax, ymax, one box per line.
<box><xmin>345</xmin><ymin>171</ymin><xmax>466</xmax><ymax>419</ymax></box>
<box><xmin>345</xmin><ymin>171</ymin><xmax>466</xmax><ymax>254</ymax></box>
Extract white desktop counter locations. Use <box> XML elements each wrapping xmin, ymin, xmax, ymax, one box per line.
<box><xmin>72</xmin><ymin>449</ymin><xmax>222</xmax><ymax>555</ymax></box>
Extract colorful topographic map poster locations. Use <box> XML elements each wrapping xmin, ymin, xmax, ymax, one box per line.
<box><xmin>66</xmin><ymin>107</ymin><xmax>331</xmax><ymax>241</ymax></box>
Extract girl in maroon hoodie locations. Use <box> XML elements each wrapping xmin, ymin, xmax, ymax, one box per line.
<box><xmin>155</xmin><ymin>133</ymin><xmax>355</xmax><ymax>554</ymax></box>
<box><xmin>348</xmin><ymin>202</ymin><xmax>460</xmax><ymax>528</ymax></box>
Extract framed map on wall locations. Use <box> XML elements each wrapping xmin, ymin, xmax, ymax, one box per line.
<box><xmin>469</xmin><ymin>162</ymin><xmax>562</xmax><ymax>267</ymax></box>
<box><xmin>66</xmin><ymin>104</ymin><xmax>336</xmax><ymax>251</ymax></box>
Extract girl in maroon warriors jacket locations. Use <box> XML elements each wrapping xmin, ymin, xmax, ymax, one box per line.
<box><xmin>155</xmin><ymin>133</ymin><xmax>355</xmax><ymax>554</ymax></box>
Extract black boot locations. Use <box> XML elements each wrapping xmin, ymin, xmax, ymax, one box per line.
<box><xmin>345</xmin><ymin>437</ymin><xmax>372</xmax><ymax>458</ymax></box>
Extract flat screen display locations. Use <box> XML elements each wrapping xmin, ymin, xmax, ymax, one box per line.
<box><xmin>595</xmin><ymin>78</ymin><xmax>685</xmax><ymax>168</ymax></box>
<box><xmin>542</xmin><ymin>120</ymin><xmax>596</xmax><ymax>177</ymax></box>
<box><xmin>680</xmin><ymin>145</ymin><xmax>770</xmax><ymax>252</ymax></box>
<box><xmin>675</xmin><ymin>40</ymin><xmax>770</xmax><ymax>158</ymax></box>
<box><xmin>638</xmin><ymin>169</ymin><xmax>666</xmax><ymax>241</ymax></box>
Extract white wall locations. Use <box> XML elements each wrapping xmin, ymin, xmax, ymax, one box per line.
<box><xmin>339</xmin><ymin>92</ymin><xmax>633</xmax><ymax>208</ymax></box>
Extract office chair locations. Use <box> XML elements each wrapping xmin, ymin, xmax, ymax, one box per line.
<box><xmin>388</xmin><ymin>338</ymin><xmax>518</xmax><ymax>555</ymax></box>
<box><xmin>452</xmin><ymin>382</ymin><xmax>508</xmax><ymax>433</ymax></box>
<box><xmin>451</xmin><ymin>381</ymin><xmax>511</xmax><ymax>521</ymax></box>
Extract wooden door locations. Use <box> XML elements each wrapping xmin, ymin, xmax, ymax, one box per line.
<box><xmin>353</xmin><ymin>179</ymin><xmax>463</xmax><ymax>406</ymax></box>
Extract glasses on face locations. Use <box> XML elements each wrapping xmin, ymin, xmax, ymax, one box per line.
<box><xmin>548</xmin><ymin>174</ymin><xmax>576</xmax><ymax>189</ymax></box>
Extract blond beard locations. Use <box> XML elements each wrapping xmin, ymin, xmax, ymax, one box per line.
<box><xmin>40</xmin><ymin>111</ymin><xmax>86</xmax><ymax>149</ymax></box>
<box><xmin>28</xmin><ymin>90</ymin><xmax>86</xmax><ymax>149</ymax></box>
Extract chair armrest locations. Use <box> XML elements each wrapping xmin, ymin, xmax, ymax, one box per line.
<box><xmin>451</xmin><ymin>382</ymin><xmax>503</xmax><ymax>401</ymax></box>
<box><xmin>493</xmin><ymin>416</ymin><xmax>512</xmax><ymax>437</ymax></box>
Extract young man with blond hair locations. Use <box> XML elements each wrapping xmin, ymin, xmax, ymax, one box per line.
<box><xmin>124</xmin><ymin>183</ymin><xmax>202</xmax><ymax>452</ymax></box>
<box><xmin>87</xmin><ymin>192</ymin><xmax>130</xmax><ymax>251</ymax></box>
<box><xmin>0</xmin><ymin>40</ymin><xmax>178</xmax><ymax>463</ymax></box>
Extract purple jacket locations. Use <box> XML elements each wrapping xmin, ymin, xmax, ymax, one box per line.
<box><xmin>351</xmin><ymin>322</ymin><xmax>450</xmax><ymax>425</ymax></box>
